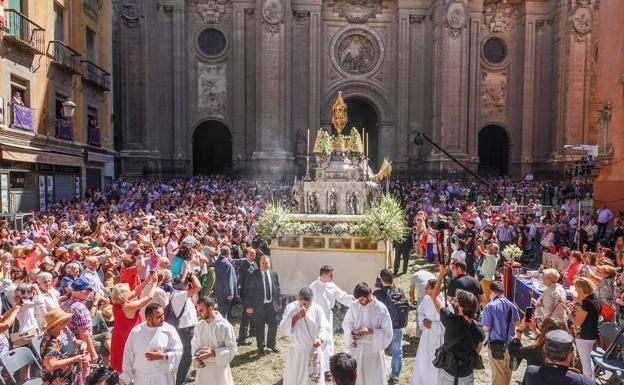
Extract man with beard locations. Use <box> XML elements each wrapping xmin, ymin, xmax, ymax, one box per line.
<box><xmin>120</xmin><ymin>303</ymin><xmax>183</xmax><ymax>385</ymax></box>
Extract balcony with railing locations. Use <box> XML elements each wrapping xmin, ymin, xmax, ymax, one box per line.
<box><xmin>81</xmin><ymin>60</ymin><xmax>110</xmax><ymax>91</ymax></box>
<box><xmin>48</xmin><ymin>41</ymin><xmax>81</xmax><ymax>74</ymax></box>
<box><xmin>8</xmin><ymin>102</ymin><xmax>34</xmax><ymax>132</ymax></box>
<box><xmin>3</xmin><ymin>9</ymin><xmax>45</xmax><ymax>54</ymax></box>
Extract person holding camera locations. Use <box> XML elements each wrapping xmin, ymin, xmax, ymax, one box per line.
<box><xmin>373</xmin><ymin>269</ymin><xmax>410</xmax><ymax>383</ymax></box>
<box><xmin>481</xmin><ymin>281</ymin><xmax>521</xmax><ymax>385</ymax></box>
<box><xmin>170</xmin><ymin>271</ymin><xmax>201</xmax><ymax>385</ymax></box>
<box><xmin>342</xmin><ymin>282</ymin><xmax>393</xmax><ymax>385</ymax></box>
<box><xmin>430</xmin><ymin>263</ymin><xmax>484</xmax><ymax>385</ymax></box>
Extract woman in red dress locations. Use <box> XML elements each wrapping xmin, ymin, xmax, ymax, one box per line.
<box><xmin>109</xmin><ymin>273</ymin><xmax>158</xmax><ymax>373</ymax></box>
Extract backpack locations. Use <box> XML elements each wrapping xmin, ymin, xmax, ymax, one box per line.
<box><xmin>386</xmin><ymin>287</ymin><xmax>410</xmax><ymax>329</ymax></box>
<box><xmin>164</xmin><ymin>297</ymin><xmax>188</xmax><ymax>328</ymax></box>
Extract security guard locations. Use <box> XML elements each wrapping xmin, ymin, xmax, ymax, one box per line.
<box><xmin>524</xmin><ymin>329</ymin><xmax>595</xmax><ymax>385</ymax></box>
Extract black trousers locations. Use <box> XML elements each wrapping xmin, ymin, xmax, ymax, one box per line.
<box><xmin>175</xmin><ymin>326</ymin><xmax>195</xmax><ymax>385</ymax></box>
<box><xmin>393</xmin><ymin>248</ymin><xmax>410</xmax><ymax>274</ymax></box>
<box><xmin>238</xmin><ymin>307</ymin><xmax>254</xmax><ymax>343</ymax></box>
<box><xmin>466</xmin><ymin>252</ymin><xmax>476</xmax><ymax>277</ymax></box>
<box><xmin>253</xmin><ymin>303</ymin><xmax>277</xmax><ymax>350</ymax></box>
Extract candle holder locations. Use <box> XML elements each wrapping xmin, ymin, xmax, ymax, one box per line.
<box><xmin>304</xmin><ymin>155</ymin><xmax>311</xmax><ymax>181</ymax></box>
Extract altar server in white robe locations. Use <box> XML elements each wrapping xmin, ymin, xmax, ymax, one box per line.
<box><xmin>342</xmin><ymin>282</ymin><xmax>393</xmax><ymax>385</ymax></box>
<box><xmin>309</xmin><ymin>265</ymin><xmax>353</xmax><ymax>374</ymax></box>
<box><xmin>280</xmin><ymin>287</ymin><xmax>331</xmax><ymax>385</ymax></box>
<box><xmin>410</xmin><ymin>279</ymin><xmax>453</xmax><ymax>385</ymax></box>
<box><xmin>192</xmin><ymin>297</ymin><xmax>237</xmax><ymax>385</ymax></box>
<box><xmin>120</xmin><ymin>303</ymin><xmax>183</xmax><ymax>385</ymax></box>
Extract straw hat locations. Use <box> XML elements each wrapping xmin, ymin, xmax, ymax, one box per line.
<box><xmin>44</xmin><ymin>307</ymin><xmax>74</xmax><ymax>331</ymax></box>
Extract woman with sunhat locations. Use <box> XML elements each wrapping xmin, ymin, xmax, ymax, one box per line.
<box><xmin>40</xmin><ymin>307</ymin><xmax>90</xmax><ymax>385</ymax></box>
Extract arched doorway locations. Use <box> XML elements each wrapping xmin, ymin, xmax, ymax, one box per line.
<box><xmin>478</xmin><ymin>125</ymin><xmax>509</xmax><ymax>176</ymax></box>
<box><xmin>344</xmin><ymin>97</ymin><xmax>380</xmax><ymax>170</ymax></box>
<box><xmin>192</xmin><ymin>120</ymin><xmax>232</xmax><ymax>175</ymax></box>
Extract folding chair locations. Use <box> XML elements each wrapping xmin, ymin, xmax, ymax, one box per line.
<box><xmin>0</xmin><ymin>347</ymin><xmax>42</xmax><ymax>385</ymax></box>
<box><xmin>593</xmin><ymin>325</ymin><xmax>624</xmax><ymax>385</ymax></box>
<box><xmin>592</xmin><ymin>322</ymin><xmax>621</xmax><ymax>359</ymax></box>
<box><xmin>92</xmin><ymin>311</ymin><xmax>112</xmax><ymax>334</ymax></box>
<box><xmin>29</xmin><ymin>335</ymin><xmax>43</xmax><ymax>362</ymax></box>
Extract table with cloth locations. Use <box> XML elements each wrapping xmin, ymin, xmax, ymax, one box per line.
<box><xmin>510</xmin><ymin>274</ymin><xmax>572</xmax><ymax>314</ymax></box>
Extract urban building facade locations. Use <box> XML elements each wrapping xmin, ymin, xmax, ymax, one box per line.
<box><xmin>0</xmin><ymin>0</ymin><xmax>113</xmax><ymax>213</ymax></box>
<box><xmin>114</xmin><ymin>0</ymin><xmax>598</xmax><ymax>178</ymax></box>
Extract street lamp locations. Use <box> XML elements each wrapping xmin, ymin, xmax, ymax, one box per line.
<box><xmin>62</xmin><ymin>100</ymin><xmax>76</xmax><ymax>118</ymax></box>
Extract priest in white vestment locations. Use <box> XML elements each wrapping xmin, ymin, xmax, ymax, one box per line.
<box><xmin>342</xmin><ymin>282</ymin><xmax>393</xmax><ymax>385</ymax></box>
<box><xmin>120</xmin><ymin>303</ymin><xmax>183</xmax><ymax>385</ymax></box>
<box><xmin>280</xmin><ymin>288</ymin><xmax>331</xmax><ymax>385</ymax></box>
<box><xmin>309</xmin><ymin>265</ymin><xmax>353</xmax><ymax>374</ymax></box>
<box><xmin>192</xmin><ymin>297</ymin><xmax>237</xmax><ymax>385</ymax></box>
<box><xmin>410</xmin><ymin>280</ymin><xmax>453</xmax><ymax>385</ymax></box>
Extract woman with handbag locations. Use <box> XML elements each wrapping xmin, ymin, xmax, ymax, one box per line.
<box><xmin>569</xmin><ymin>277</ymin><xmax>600</xmax><ymax>381</ymax></box>
<box><xmin>41</xmin><ymin>307</ymin><xmax>90</xmax><ymax>385</ymax></box>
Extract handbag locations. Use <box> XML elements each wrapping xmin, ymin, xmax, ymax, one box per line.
<box><xmin>489</xmin><ymin>307</ymin><xmax>512</xmax><ymax>360</ymax></box>
<box><xmin>433</xmin><ymin>317</ymin><xmax>484</xmax><ymax>371</ymax></box>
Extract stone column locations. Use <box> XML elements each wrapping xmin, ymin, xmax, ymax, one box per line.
<box><xmin>520</xmin><ymin>13</ymin><xmax>538</xmax><ymax>173</ymax></box>
<box><xmin>395</xmin><ymin>10</ymin><xmax>410</xmax><ymax>170</ymax></box>
<box><xmin>233</xmin><ymin>2</ymin><xmax>246</xmax><ymax>170</ymax></box>
<box><xmin>308</xmin><ymin>6</ymin><xmax>321</xmax><ymax>134</ymax></box>
<box><xmin>430</xmin><ymin>0</ymin><xmax>470</xmax><ymax>168</ymax></box>
<box><xmin>172</xmin><ymin>3</ymin><xmax>188</xmax><ymax>172</ymax></box>
<box><xmin>466</xmin><ymin>2</ymin><xmax>483</xmax><ymax>167</ymax></box>
<box><xmin>252</xmin><ymin>0</ymin><xmax>294</xmax><ymax>174</ymax></box>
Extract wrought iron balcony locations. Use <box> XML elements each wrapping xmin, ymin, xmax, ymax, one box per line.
<box><xmin>8</xmin><ymin>102</ymin><xmax>34</xmax><ymax>132</ymax></box>
<box><xmin>48</xmin><ymin>41</ymin><xmax>81</xmax><ymax>74</ymax></box>
<box><xmin>3</xmin><ymin>9</ymin><xmax>45</xmax><ymax>54</ymax></box>
<box><xmin>81</xmin><ymin>60</ymin><xmax>110</xmax><ymax>91</ymax></box>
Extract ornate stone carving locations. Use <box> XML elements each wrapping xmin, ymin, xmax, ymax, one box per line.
<box><xmin>244</xmin><ymin>8</ymin><xmax>254</xmax><ymax>20</ymax></box>
<box><xmin>84</xmin><ymin>0</ymin><xmax>102</xmax><ymax>19</ymax></box>
<box><xmin>571</xmin><ymin>0</ymin><xmax>593</xmax><ymax>43</ymax></box>
<box><xmin>293</xmin><ymin>10</ymin><xmax>310</xmax><ymax>23</ymax></box>
<box><xmin>480</xmin><ymin>71</ymin><xmax>507</xmax><ymax>119</ymax></box>
<box><xmin>347</xmin><ymin>192</ymin><xmax>357</xmax><ymax>214</ymax></box>
<box><xmin>445</xmin><ymin>0</ymin><xmax>466</xmax><ymax>38</ymax></box>
<box><xmin>484</xmin><ymin>0</ymin><xmax>514</xmax><ymax>33</ymax></box>
<box><xmin>334</xmin><ymin>29</ymin><xmax>381</xmax><ymax>76</ymax></box>
<box><xmin>597</xmin><ymin>101</ymin><xmax>612</xmax><ymax>161</ymax></box>
<box><xmin>410</xmin><ymin>15</ymin><xmax>426</xmax><ymax>25</ymax></box>
<box><xmin>329</xmin><ymin>0</ymin><xmax>385</xmax><ymax>24</ymax></box>
<box><xmin>119</xmin><ymin>0</ymin><xmax>141</xmax><ymax>29</ymax></box>
<box><xmin>197</xmin><ymin>63</ymin><xmax>227</xmax><ymax>117</ymax></box>
<box><xmin>307</xmin><ymin>192</ymin><xmax>319</xmax><ymax>214</ymax></box>
<box><xmin>261</xmin><ymin>0</ymin><xmax>284</xmax><ymax>34</ymax></box>
<box><xmin>190</xmin><ymin>0</ymin><xmax>230</xmax><ymax>24</ymax></box>
<box><xmin>327</xmin><ymin>189</ymin><xmax>338</xmax><ymax>214</ymax></box>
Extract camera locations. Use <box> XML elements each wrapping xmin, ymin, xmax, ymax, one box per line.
<box><xmin>431</xmin><ymin>221</ymin><xmax>452</xmax><ymax>231</ymax></box>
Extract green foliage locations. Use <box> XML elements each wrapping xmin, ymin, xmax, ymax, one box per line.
<box><xmin>254</xmin><ymin>202</ymin><xmax>295</xmax><ymax>241</ymax></box>
<box><xmin>355</xmin><ymin>193</ymin><xmax>406</xmax><ymax>243</ymax></box>
<box><xmin>332</xmin><ymin>222</ymin><xmax>353</xmax><ymax>236</ymax></box>
<box><xmin>293</xmin><ymin>222</ymin><xmax>322</xmax><ymax>236</ymax></box>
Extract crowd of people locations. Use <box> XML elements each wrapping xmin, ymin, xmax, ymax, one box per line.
<box><xmin>0</xmin><ymin>175</ymin><xmax>617</xmax><ymax>385</ymax></box>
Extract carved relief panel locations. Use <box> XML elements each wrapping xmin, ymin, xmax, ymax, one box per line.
<box><xmin>480</xmin><ymin>71</ymin><xmax>507</xmax><ymax>120</ymax></box>
<box><xmin>330</xmin><ymin>27</ymin><xmax>384</xmax><ymax>78</ymax></box>
<box><xmin>197</xmin><ymin>63</ymin><xmax>227</xmax><ymax>118</ymax></box>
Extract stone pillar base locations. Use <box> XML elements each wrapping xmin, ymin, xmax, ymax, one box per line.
<box><xmin>250</xmin><ymin>151</ymin><xmax>296</xmax><ymax>178</ymax></box>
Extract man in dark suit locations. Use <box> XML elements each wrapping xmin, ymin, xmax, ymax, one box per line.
<box><xmin>393</xmin><ymin>220</ymin><xmax>414</xmax><ymax>275</ymax></box>
<box><xmin>245</xmin><ymin>255</ymin><xmax>281</xmax><ymax>355</ymax></box>
<box><xmin>237</xmin><ymin>248</ymin><xmax>258</xmax><ymax>345</ymax></box>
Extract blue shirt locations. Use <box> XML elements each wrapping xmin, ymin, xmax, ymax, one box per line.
<box><xmin>60</xmin><ymin>275</ymin><xmax>75</xmax><ymax>296</ymax></box>
<box><xmin>482</xmin><ymin>295</ymin><xmax>521</xmax><ymax>343</ymax></box>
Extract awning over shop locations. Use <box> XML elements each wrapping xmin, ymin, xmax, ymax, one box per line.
<box><xmin>87</xmin><ymin>151</ymin><xmax>114</xmax><ymax>163</ymax></box>
<box><xmin>1</xmin><ymin>147</ymin><xmax>83</xmax><ymax>167</ymax></box>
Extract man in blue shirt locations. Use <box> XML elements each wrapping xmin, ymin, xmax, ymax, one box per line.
<box><xmin>214</xmin><ymin>246</ymin><xmax>237</xmax><ymax>320</ymax></box>
<box><xmin>482</xmin><ymin>281</ymin><xmax>521</xmax><ymax>385</ymax></box>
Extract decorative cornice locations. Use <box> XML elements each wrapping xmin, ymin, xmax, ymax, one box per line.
<box><xmin>409</xmin><ymin>15</ymin><xmax>426</xmax><ymax>25</ymax></box>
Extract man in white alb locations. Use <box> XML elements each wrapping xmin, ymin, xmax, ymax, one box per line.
<box><xmin>342</xmin><ymin>282</ymin><xmax>393</xmax><ymax>385</ymax></box>
<box><xmin>120</xmin><ymin>303</ymin><xmax>183</xmax><ymax>385</ymax></box>
<box><xmin>280</xmin><ymin>287</ymin><xmax>331</xmax><ymax>385</ymax></box>
<box><xmin>309</xmin><ymin>265</ymin><xmax>352</xmax><ymax>378</ymax></box>
<box><xmin>192</xmin><ymin>297</ymin><xmax>237</xmax><ymax>385</ymax></box>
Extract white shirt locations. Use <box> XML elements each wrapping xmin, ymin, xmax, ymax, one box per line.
<box><xmin>262</xmin><ymin>270</ymin><xmax>273</xmax><ymax>304</ymax></box>
<box><xmin>170</xmin><ymin>290</ymin><xmax>198</xmax><ymax>329</ymax></box>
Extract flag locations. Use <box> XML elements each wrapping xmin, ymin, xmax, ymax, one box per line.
<box><xmin>12</xmin><ymin>104</ymin><xmax>33</xmax><ymax>131</ymax></box>
<box><xmin>56</xmin><ymin>118</ymin><xmax>72</xmax><ymax>140</ymax></box>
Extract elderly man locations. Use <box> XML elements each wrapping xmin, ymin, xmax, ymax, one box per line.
<box><xmin>60</xmin><ymin>278</ymin><xmax>100</xmax><ymax>363</ymax></box>
<box><xmin>60</xmin><ymin>261</ymin><xmax>81</xmax><ymax>296</ymax></box>
<box><xmin>120</xmin><ymin>303</ymin><xmax>183</xmax><ymax>385</ymax></box>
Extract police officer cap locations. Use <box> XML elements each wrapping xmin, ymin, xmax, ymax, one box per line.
<box><xmin>544</xmin><ymin>330</ymin><xmax>574</xmax><ymax>355</ymax></box>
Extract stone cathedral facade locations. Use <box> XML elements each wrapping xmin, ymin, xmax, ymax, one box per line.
<box><xmin>113</xmin><ymin>0</ymin><xmax>598</xmax><ymax>177</ymax></box>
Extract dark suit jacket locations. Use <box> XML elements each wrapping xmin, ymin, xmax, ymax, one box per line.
<box><xmin>238</xmin><ymin>259</ymin><xmax>258</xmax><ymax>308</ymax></box>
<box><xmin>247</xmin><ymin>269</ymin><xmax>280</xmax><ymax>312</ymax></box>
